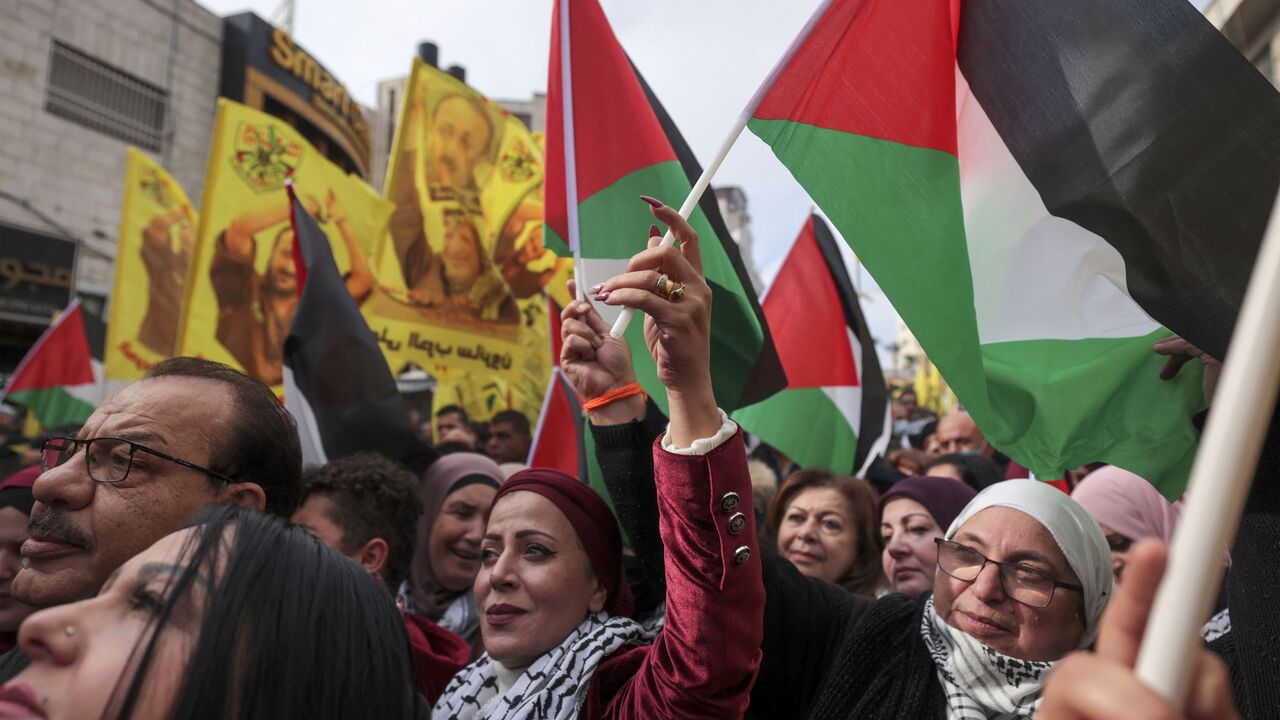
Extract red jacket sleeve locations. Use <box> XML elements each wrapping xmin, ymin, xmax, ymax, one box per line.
<box><xmin>600</xmin><ymin>428</ymin><xmax>765</xmax><ymax>719</ymax></box>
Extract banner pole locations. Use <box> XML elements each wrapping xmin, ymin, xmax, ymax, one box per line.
<box><xmin>1134</xmin><ymin>186</ymin><xmax>1280</xmax><ymax>706</ymax></box>
<box><xmin>608</xmin><ymin>0</ymin><xmax>835</xmax><ymax>339</ymax></box>
<box><xmin>560</xmin><ymin>0</ymin><xmax>585</xmax><ymax>303</ymax></box>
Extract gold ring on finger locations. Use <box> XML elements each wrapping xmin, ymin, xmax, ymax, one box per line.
<box><xmin>668</xmin><ymin>283</ymin><xmax>686</xmax><ymax>303</ymax></box>
<box><xmin>654</xmin><ymin>273</ymin><xmax>673</xmax><ymax>299</ymax></box>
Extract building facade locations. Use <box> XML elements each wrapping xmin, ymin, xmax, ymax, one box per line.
<box><xmin>0</xmin><ymin>0</ymin><xmax>222</xmax><ymax>368</ymax></box>
<box><xmin>714</xmin><ymin>185</ymin><xmax>763</xmax><ymax>294</ymax></box>
<box><xmin>0</xmin><ymin>3</ymin><xmax>372</xmax><ymax>373</ymax></box>
<box><xmin>1207</xmin><ymin>0</ymin><xmax>1280</xmax><ymax>84</ymax></box>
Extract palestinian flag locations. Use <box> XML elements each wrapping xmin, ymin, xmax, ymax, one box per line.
<box><xmin>3</xmin><ymin>299</ymin><xmax>106</xmax><ymax>429</ymax></box>
<box><xmin>746</xmin><ymin>0</ymin><xmax>1280</xmax><ymax>496</ymax></box>
<box><xmin>545</xmin><ymin>0</ymin><xmax>785</xmax><ymax>413</ymax></box>
<box><xmin>528</xmin><ymin>367</ymin><xmax>588</xmax><ymax>479</ymax></box>
<box><xmin>282</xmin><ymin>188</ymin><xmax>415</xmax><ymax>466</ymax></box>
<box><xmin>734</xmin><ymin>215</ymin><xmax>889</xmax><ymax>475</ymax></box>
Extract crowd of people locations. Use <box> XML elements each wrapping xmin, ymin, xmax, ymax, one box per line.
<box><xmin>0</xmin><ymin>198</ymin><xmax>1271</xmax><ymax>718</ymax></box>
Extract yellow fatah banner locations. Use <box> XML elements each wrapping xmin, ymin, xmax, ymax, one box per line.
<box><xmin>176</xmin><ymin>99</ymin><xmax>393</xmax><ymax>391</ymax></box>
<box><xmin>365</xmin><ymin>59</ymin><xmax>567</xmax><ymax>418</ymax></box>
<box><xmin>106</xmin><ymin>149</ymin><xmax>198</xmax><ymax>382</ymax></box>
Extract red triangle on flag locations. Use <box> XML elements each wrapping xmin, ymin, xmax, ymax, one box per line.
<box><xmin>528</xmin><ymin>368</ymin><xmax>584</xmax><ymax>478</ymax></box>
<box><xmin>544</xmin><ymin>0</ymin><xmax>678</xmax><ymax>243</ymax></box>
<box><xmin>764</xmin><ymin>216</ymin><xmax>859</xmax><ymax>389</ymax></box>
<box><xmin>3</xmin><ymin>301</ymin><xmax>94</xmax><ymax>395</ymax></box>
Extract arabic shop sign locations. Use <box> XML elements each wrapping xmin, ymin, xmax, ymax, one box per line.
<box><xmin>0</xmin><ymin>224</ymin><xmax>76</xmax><ymax>323</ymax></box>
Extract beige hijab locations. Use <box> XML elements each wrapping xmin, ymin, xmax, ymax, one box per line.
<box><xmin>409</xmin><ymin>453</ymin><xmax>504</xmax><ymax>620</ymax></box>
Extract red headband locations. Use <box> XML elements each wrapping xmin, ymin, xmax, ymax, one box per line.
<box><xmin>493</xmin><ymin>469</ymin><xmax>633</xmax><ymax>618</ymax></box>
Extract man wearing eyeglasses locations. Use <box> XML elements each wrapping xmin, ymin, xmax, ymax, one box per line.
<box><xmin>0</xmin><ymin>357</ymin><xmax>301</xmax><ymax>679</ymax></box>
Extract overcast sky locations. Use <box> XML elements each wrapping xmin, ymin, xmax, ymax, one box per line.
<box><xmin>196</xmin><ymin>0</ymin><xmax>1218</xmax><ymax>368</ymax></box>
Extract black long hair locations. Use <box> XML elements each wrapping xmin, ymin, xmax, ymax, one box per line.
<box><xmin>107</xmin><ymin>504</ymin><xmax>419</xmax><ymax>719</ymax></box>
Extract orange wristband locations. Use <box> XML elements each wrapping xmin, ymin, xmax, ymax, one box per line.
<box><xmin>584</xmin><ymin>382</ymin><xmax>647</xmax><ymax>412</ymax></box>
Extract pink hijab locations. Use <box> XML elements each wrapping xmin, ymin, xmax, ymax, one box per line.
<box><xmin>1071</xmin><ymin>466</ymin><xmax>1180</xmax><ymax>543</ymax></box>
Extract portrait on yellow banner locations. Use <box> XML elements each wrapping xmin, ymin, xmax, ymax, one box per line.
<box><xmin>177</xmin><ymin>99</ymin><xmax>392</xmax><ymax>391</ymax></box>
<box><xmin>364</xmin><ymin>59</ymin><xmax>569</xmax><ymax>395</ymax></box>
<box><xmin>105</xmin><ymin>149</ymin><xmax>198</xmax><ymax>382</ymax></box>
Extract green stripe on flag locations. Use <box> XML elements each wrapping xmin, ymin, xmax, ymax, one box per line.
<box><xmin>980</xmin><ymin>330</ymin><xmax>1204</xmax><ymax>494</ymax></box>
<box><xmin>734</xmin><ymin>387</ymin><xmax>857</xmax><ymax>472</ymax></box>
<box><xmin>567</xmin><ymin>161</ymin><xmax>768</xmax><ymax>412</ymax></box>
<box><xmin>7</xmin><ymin>387</ymin><xmax>95</xmax><ymax>429</ymax></box>
<box><xmin>751</xmin><ymin>118</ymin><xmax>1207</xmax><ymax>494</ymax></box>
<box><xmin>747</xmin><ymin>117</ymin><xmax>985</xmax><ymax>412</ymax></box>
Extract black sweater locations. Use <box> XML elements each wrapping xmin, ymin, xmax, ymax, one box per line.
<box><xmin>1206</xmin><ymin>404</ymin><xmax>1280</xmax><ymax>720</ymax></box>
<box><xmin>593</xmin><ymin>400</ymin><xmax>1280</xmax><ymax>719</ymax></box>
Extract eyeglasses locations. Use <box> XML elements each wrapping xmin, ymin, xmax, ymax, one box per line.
<box><xmin>40</xmin><ymin>436</ymin><xmax>235</xmax><ymax>485</ymax></box>
<box><xmin>934</xmin><ymin>539</ymin><xmax>1083</xmax><ymax>609</ymax></box>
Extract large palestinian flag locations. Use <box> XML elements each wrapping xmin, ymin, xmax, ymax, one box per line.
<box><xmin>747</xmin><ymin>0</ymin><xmax>1280</xmax><ymax>496</ymax></box>
<box><xmin>3</xmin><ymin>300</ymin><xmax>106</xmax><ymax>429</ymax></box>
<box><xmin>545</xmin><ymin>0</ymin><xmax>785</xmax><ymax>413</ymax></box>
<box><xmin>734</xmin><ymin>215</ymin><xmax>889</xmax><ymax>475</ymax></box>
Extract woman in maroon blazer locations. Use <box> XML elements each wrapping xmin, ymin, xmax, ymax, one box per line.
<box><xmin>433</xmin><ymin>199</ymin><xmax>765</xmax><ymax>719</ymax></box>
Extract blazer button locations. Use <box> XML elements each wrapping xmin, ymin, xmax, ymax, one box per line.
<box><xmin>728</xmin><ymin>512</ymin><xmax>746</xmax><ymax>535</ymax></box>
<box><xmin>719</xmin><ymin>492</ymin><xmax>740</xmax><ymax>513</ymax></box>
<box><xmin>733</xmin><ymin>545</ymin><xmax>752</xmax><ymax>566</ymax></box>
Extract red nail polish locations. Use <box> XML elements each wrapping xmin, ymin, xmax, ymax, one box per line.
<box><xmin>594</xmin><ymin>291</ymin><xmax>611</xmax><ymax>302</ymax></box>
<box><xmin>648</xmin><ymin>224</ymin><xmax>660</xmax><ymax>237</ymax></box>
<box><xmin>639</xmin><ymin>195</ymin><xmax>663</xmax><ymax>208</ymax></box>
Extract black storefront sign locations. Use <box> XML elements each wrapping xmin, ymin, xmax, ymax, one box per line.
<box><xmin>0</xmin><ymin>224</ymin><xmax>76</xmax><ymax>323</ymax></box>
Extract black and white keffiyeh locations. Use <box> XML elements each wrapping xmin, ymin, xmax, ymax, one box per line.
<box><xmin>920</xmin><ymin>598</ymin><xmax>1054</xmax><ymax>720</ymax></box>
<box><xmin>432</xmin><ymin>612</ymin><xmax>655</xmax><ymax>720</ymax></box>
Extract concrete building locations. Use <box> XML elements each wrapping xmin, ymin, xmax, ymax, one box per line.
<box><xmin>0</xmin><ymin>4</ymin><xmax>373</xmax><ymax>373</ymax></box>
<box><xmin>1206</xmin><ymin>0</ymin><xmax>1280</xmax><ymax>84</ymax></box>
<box><xmin>0</xmin><ymin>0</ymin><xmax>222</xmax><ymax>367</ymax></box>
<box><xmin>714</xmin><ymin>185</ymin><xmax>764</xmax><ymax>294</ymax></box>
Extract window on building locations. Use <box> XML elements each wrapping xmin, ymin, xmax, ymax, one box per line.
<box><xmin>44</xmin><ymin>41</ymin><xmax>168</xmax><ymax>151</ymax></box>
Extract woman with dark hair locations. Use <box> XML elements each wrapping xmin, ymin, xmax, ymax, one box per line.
<box><xmin>406</xmin><ymin>453</ymin><xmax>504</xmax><ymax>652</ymax></box>
<box><xmin>0</xmin><ymin>504</ymin><xmax>418</xmax><ymax>719</ymax></box>
<box><xmin>435</xmin><ymin>201</ymin><xmax>764</xmax><ymax>718</ymax></box>
<box><xmin>766</xmin><ymin>470</ymin><xmax>886</xmax><ymax>596</ymax></box>
<box><xmin>923</xmin><ymin>452</ymin><xmax>1002</xmax><ymax>492</ymax></box>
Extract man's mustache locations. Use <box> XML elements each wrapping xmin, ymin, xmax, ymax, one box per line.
<box><xmin>26</xmin><ymin>508</ymin><xmax>93</xmax><ymax>552</ymax></box>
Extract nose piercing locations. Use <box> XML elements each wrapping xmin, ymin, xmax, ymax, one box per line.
<box><xmin>64</xmin><ymin>626</ymin><xmax>76</xmax><ymax>637</ymax></box>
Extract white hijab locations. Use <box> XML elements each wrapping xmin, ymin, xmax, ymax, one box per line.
<box><xmin>945</xmin><ymin>479</ymin><xmax>1114</xmax><ymax>646</ymax></box>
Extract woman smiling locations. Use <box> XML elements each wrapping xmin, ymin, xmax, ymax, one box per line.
<box><xmin>407</xmin><ymin>454</ymin><xmax>504</xmax><ymax>652</ymax></box>
<box><xmin>434</xmin><ymin>200</ymin><xmax>764</xmax><ymax>718</ymax></box>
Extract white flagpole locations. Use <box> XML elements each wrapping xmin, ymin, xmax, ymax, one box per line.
<box><xmin>1134</xmin><ymin>187</ymin><xmax>1280</xmax><ymax>707</ymax></box>
<box><xmin>609</xmin><ymin>0</ymin><xmax>836</xmax><ymax>338</ymax></box>
<box><xmin>560</xmin><ymin>0</ymin><xmax>585</xmax><ymax>303</ymax></box>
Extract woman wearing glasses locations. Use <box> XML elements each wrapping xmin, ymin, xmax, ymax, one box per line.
<box><xmin>566</xmin><ymin>206</ymin><xmax>1114</xmax><ymax>719</ymax></box>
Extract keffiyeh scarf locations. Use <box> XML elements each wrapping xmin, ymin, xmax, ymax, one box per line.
<box><xmin>433</xmin><ymin>613</ymin><xmax>655</xmax><ymax>719</ymax></box>
<box><xmin>920</xmin><ymin>598</ymin><xmax>1054</xmax><ymax>720</ymax></box>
